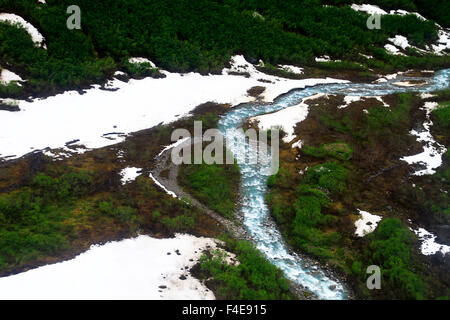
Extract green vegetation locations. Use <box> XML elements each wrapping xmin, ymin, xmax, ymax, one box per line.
<box><xmin>303</xmin><ymin>142</ymin><xmax>353</xmax><ymax>160</ymax></box>
<box><xmin>256</xmin><ymin>62</ymin><xmax>303</xmax><ymax>79</ymax></box>
<box><xmin>33</xmin><ymin>170</ymin><xmax>94</xmax><ymax>201</ymax></box>
<box><xmin>160</xmin><ymin>215</ymin><xmax>195</xmax><ymax>233</ymax></box>
<box><xmin>179</xmin><ymin>161</ymin><xmax>240</xmax><ymax>218</ymax></box>
<box><xmin>0</xmin><ymin>0</ymin><xmax>448</xmax><ymax>97</ymax></box>
<box><xmin>0</xmin><ymin>163</ymin><xmax>212</xmax><ymax>274</ymax></box>
<box><xmin>353</xmin><ymin>218</ymin><xmax>426</xmax><ymax>299</ymax></box>
<box><xmin>0</xmin><ymin>14</ymin><xmax>115</xmax><ymax>95</ymax></box>
<box><xmin>395</xmin><ymin>92</ymin><xmax>450</xmax><ymax>223</ymax></box>
<box><xmin>266</xmin><ymin>92</ymin><xmax>449</xmax><ymax>299</ymax></box>
<box><xmin>0</xmin><ymin>82</ymin><xmax>22</xmax><ymax>97</ymax></box>
<box><xmin>131</xmin><ymin>175</ymin><xmax>204</xmax><ymax>234</ymax></box>
<box><xmin>97</xmin><ymin>201</ymin><xmax>137</xmax><ymax>224</ymax></box>
<box><xmin>304</xmin><ymin>161</ymin><xmax>349</xmax><ymax>193</ymax></box>
<box><xmin>267</xmin><ymin>161</ymin><xmax>349</xmax><ymax>261</ymax></box>
<box><xmin>196</xmin><ymin>237</ymin><xmax>294</xmax><ymax>300</ymax></box>
<box><xmin>0</xmin><ymin>168</ymin><xmax>95</xmax><ymax>271</ymax></box>
<box><xmin>178</xmin><ymin>106</ymin><xmax>241</xmax><ymax>218</ymax></box>
<box><xmin>320</xmin><ymin>93</ymin><xmax>417</xmax><ymax>155</ymax></box>
<box><xmin>431</xmin><ymin>101</ymin><xmax>450</xmax><ymax>134</ymax></box>
<box><xmin>317</xmin><ymin>61</ymin><xmax>367</xmax><ymax>71</ymax></box>
<box><xmin>123</xmin><ymin>60</ymin><xmax>163</xmax><ymax>79</ymax></box>
<box><xmin>0</xmin><ymin>0</ymin><xmax>448</xmax><ymax>300</ymax></box>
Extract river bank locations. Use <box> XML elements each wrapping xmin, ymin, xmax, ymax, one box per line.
<box><xmin>237</xmin><ymin>76</ymin><xmax>449</xmax><ymax>299</ymax></box>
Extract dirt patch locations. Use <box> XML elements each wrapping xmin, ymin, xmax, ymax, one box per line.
<box><xmin>247</xmin><ymin>86</ymin><xmax>266</xmax><ymax>98</ymax></box>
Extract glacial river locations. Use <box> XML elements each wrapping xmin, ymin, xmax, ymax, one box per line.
<box><xmin>218</xmin><ymin>69</ymin><xmax>450</xmax><ymax>299</ymax></box>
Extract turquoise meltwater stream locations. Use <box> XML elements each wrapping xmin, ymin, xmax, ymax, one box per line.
<box><xmin>218</xmin><ymin>69</ymin><xmax>450</xmax><ymax>300</ymax></box>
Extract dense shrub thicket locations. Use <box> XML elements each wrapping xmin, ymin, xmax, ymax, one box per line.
<box><xmin>197</xmin><ymin>238</ymin><xmax>294</xmax><ymax>299</ymax></box>
<box><xmin>0</xmin><ymin>0</ymin><xmax>448</xmax><ymax>96</ymax></box>
<box><xmin>354</xmin><ymin>218</ymin><xmax>426</xmax><ymax>300</ymax></box>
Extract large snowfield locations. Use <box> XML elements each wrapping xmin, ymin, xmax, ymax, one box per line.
<box><xmin>0</xmin><ymin>55</ymin><xmax>346</xmax><ymax>160</ymax></box>
<box><xmin>0</xmin><ymin>234</ymin><xmax>227</xmax><ymax>300</ymax></box>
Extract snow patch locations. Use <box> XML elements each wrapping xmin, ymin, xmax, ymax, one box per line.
<box><xmin>0</xmin><ymin>55</ymin><xmax>347</xmax><ymax>161</ymax></box>
<box><xmin>291</xmin><ymin>140</ymin><xmax>303</xmax><ymax>149</ymax></box>
<box><xmin>42</xmin><ymin>144</ymin><xmax>89</xmax><ymax>161</ymax></box>
<box><xmin>338</xmin><ymin>96</ymin><xmax>388</xmax><ymax>109</ymax></box>
<box><xmin>338</xmin><ymin>96</ymin><xmax>361</xmax><ymax>109</ymax></box>
<box><xmin>384</xmin><ymin>44</ymin><xmax>406</xmax><ymax>56</ymax></box>
<box><xmin>149</xmin><ymin>173</ymin><xmax>177</xmax><ymax>198</ymax></box>
<box><xmin>413</xmin><ymin>228</ymin><xmax>450</xmax><ymax>256</ymax></box>
<box><xmin>120</xmin><ymin>167</ymin><xmax>142</xmax><ymax>185</ymax></box>
<box><xmin>298</xmin><ymin>166</ymin><xmax>308</xmax><ymax>175</ymax></box>
<box><xmin>374</xmin><ymin>77</ymin><xmax>388</xmax><ymax>83</ymax></box>
<box><xmin>385</xmin><ymin>72</ymin><xmax>405</xmax><ymax>80</ymax></box>
<box><xmin>250</xmin><ymin>93</ymin><xmax>326</xmax><ymax>143</ymax></box>
<box><xmin>0</xmin><ymin>68</ymin><xmax>23</xmax><ymax>85</ymax></box>
<box><xmin>351</xmin><ymin>5</ymin><xmax>427</xmax><ymax>20</ymax></box>
<box><xmin>431</xmin><ymin>29</ymin><xmax>450</xmax><ymax>55</ymax></box>
<box><xmin>355</xmin><ymin>210</ymin><xmax>382</xmax><ymax>237</ymax></box>
<box><xmin>157</xmin><ymin>137</ymin><xmax>191</xmax><ymax>157</ymax></box>
<box><xmin>280</xmin><ymin>65</ymin><xmax>304</xmax><ymax>75</ymax></box>
<box><xmin>315</xmin><ymin>56</ymin><xmax>342</xmax><ymax>63</ymax></box>
<box><xmin>420</xmin><ymin>93</ymin><xmax>436</xmax><ymax>99</ymax></box>
<box><xmin>359</xmin><ymin>53</ymin><xmax>374</xmax><ymax>59</ymax></box>
<box><xmin>388</xmin><ymin>35</ymin><xmax>410</xmax><ymax>50</ymax></box>
<box><xmin>0</xmin><ymin>234</ymin><xmax>231</xmax><ymax>300</ymax></box>
<box><xmin>350</xmin><ymin>4</ymin><xmax>387</xmax><ymax>15</ymax></box>
<box><xmin>0</xmin><ymin>98</ymin><xmax>19</xmax><ymax>106</ymax></box>
<box><xmin>315</xmin><ymin>56</ymin><xmax>331</xmax><ymax>62</ymax></box>
<box><xmin>401</xmin><ymin>102</ymin><xmax>447</xmax><ymax>175</ymax></box>
<box><xmin>128</xmin><ymin>57</ymin><xmax>156</xmax><ymax>68</ymax></box>
<box><xmin>389</xmin><ymin>9</ymin><xmax>427</xmax><ymax>21</ymax></box>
